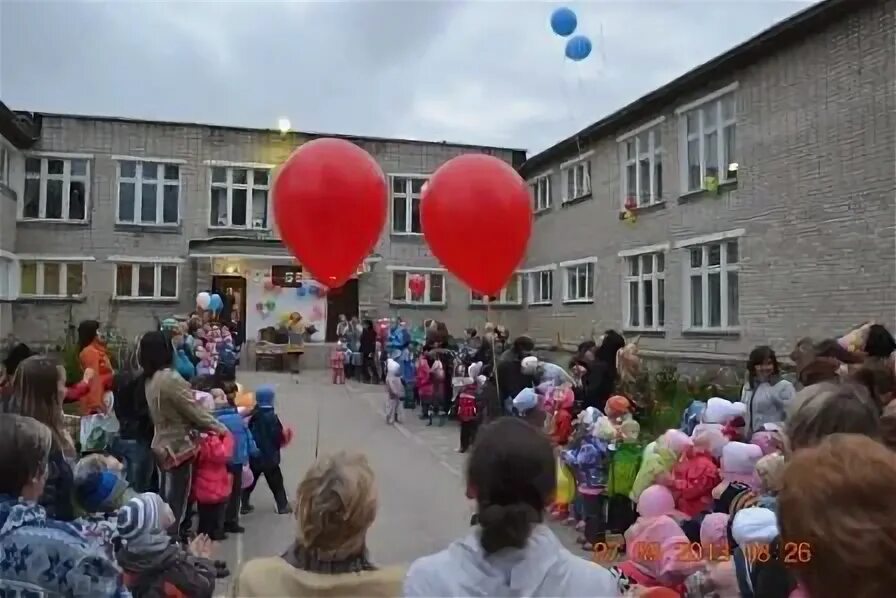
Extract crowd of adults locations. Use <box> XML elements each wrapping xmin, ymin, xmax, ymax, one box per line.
<box><xmin>0</xmin><ymin>317</ymin><xmax>895</xmax><ymax>596</ymax></box>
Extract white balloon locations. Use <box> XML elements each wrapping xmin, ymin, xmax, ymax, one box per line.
<box><xmin>197</xmin><ymin>292</ymin><xmax>211</xmax><ymax>309</ymax></box>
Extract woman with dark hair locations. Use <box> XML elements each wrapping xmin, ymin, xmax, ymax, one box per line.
<box><xmin>359</xmin><ymin>319</ymin><xmax>379</xmax><ymax>383</ymax></box>
<box><xmin>404</xmin><ymin>418</ymin><xmax>617</xmax><ymax>596</ymax></box>
<box><xmin>495</xmin><ymin>336</ymin><xmax>535</xmax><ymax>411</ymax></box>
<box><xmin>0</xmin><ymin>342</ymin><xmax>34</xmax><ymax>401</ymax></box>
<box><xmin>139</xmin><ymin>331</ymin><xmax>226</xmax><ymax>540</ymax></box>
<box><xmin>740</xmin><ymin>345</ymin><xmax>796</xmax><ymax>434</ymax></box>
<box><xmin>579</xmin><ymin>331</ymin><xmax>625</xmax><ymax>413</ymax></box>
<box><xmin>77</xmin><ymin>319</ymin><xmax>114</xmax><ymax>415</ymax></box>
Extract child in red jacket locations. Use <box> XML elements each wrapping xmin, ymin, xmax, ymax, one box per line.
<box><xmin>191</xmin><ymin>429</ymin><xmax>235</xmax><ymax>541</ymax></box>
<box><xmin>550</xmin><ymin>386</ymin><xmax>576</xmax><ymax>446</ymax></box>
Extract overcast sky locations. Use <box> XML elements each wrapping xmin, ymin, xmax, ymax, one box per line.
<box><xmin>1</xmin><ymin>1</ymin><xmax>811</xmax><ymax>154</ymax></box>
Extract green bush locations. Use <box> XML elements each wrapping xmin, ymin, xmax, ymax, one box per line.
<box><xmin>60</xmin><ymin>342</ymin><xmax>83</xmax><ymax>385</ymax></box>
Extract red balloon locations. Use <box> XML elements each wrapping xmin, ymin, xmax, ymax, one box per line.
<box><xmin>421</xmin><ymin>154</ymin><xmax>532</xmax><ymax>296</ymax></box>
<box><xmin>273</xmin><ymin>138</ymin><xmax>387</xmax><ymax>288</ymax></box>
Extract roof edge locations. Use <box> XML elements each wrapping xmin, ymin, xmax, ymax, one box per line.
<box><xmin>520</xmin><ymin>0</ymin><xmax>861</xmax><ymax>175</ymax></box>
<box><xmin>0</xmin><ymin>100</ymin><xmax>40</xmax><ymax>149</ymax></box>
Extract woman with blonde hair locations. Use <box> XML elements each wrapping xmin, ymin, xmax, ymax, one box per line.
<box><xmin>4</xmin><ymin>355</ymin><xmax>77</xmax><ymax>520</ymax></box>
<box><xmin>233</xmin><ymin>451</ymin><xmax>404</xmax><ymax>596</ymax></box>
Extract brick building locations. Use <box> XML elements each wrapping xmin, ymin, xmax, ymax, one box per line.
<box><xmin>1</xmin><ymin>0</ymin><xmax>893</xmax><ymax>366</ymax></box>
<box><xmin>517</xmin><ymin>0</ymin><xmax>894</xmax><ymax>365</ymax></box>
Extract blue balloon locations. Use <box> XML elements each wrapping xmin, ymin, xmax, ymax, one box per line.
<box><xmin>209</xmin><ymin>293</ymin><xmax>223</xmax><ymax>312</ymax></box>
<box><xmin>550</xmin><ymin>7</ymin><xmax>577</xmax><ymax>37</ymax></box>
<box><xmin>565</xmin><ymin>35</ymin><xmax>592</xmax><ymax>61</ymax></box>
<box><xmin>296</xmin><ymin>286</ymin><xmax>306</xmax><ymax>297</ymax></box>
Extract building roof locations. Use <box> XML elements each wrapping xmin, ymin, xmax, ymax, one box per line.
<box><xmin>0</xmin><ymin>100</ymin><xmax>40</xmax><ymax>149</ymax></box>
<box><xmin>24</xmin><ymin>110</ymin><xmax>527</xmax><ymax>160</ymax></box>
<box><xmin>520</xmin><ymin>0</ymin><xmax>864</xmax><ymax>176</ymax></box>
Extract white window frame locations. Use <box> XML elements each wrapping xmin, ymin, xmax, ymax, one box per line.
<box><xmin>109</xmin><ymin>256</ymin><xmax>183</xmax><ymax>301</ymax></box>
<box><xmin>16</xmin><ymin>255</ymin><xmax>92</xmax><ymax>299</ymax></box>
<box><xmin>522</xmin><ymin>264</ymin><xmax>556</xmax><ymax>305</ymax></box>
<box><xmin>560</xmin><ymin>257</ymin><xmax>597</xmax><ymax>303</ymax></box>
<box><xmin>620</xmin><ymin>243</ymin><xmax>669</xmax><ymax>331</ymax></box>
<box><xmin>618</xmin><ymin>117</ymin><xmax>664</xmax><ymax>208</ymax></box>
<box><xmin>470</xmin><ymin>273</ymin><xmax>523</xmax><ymax>306</ymax></box>
<box><xmin>529</xmin><ymin>173</ymin><xmax>552</xmax><ymax>212</ymax></box>
<box><xmin>676</xmin><ymin>229</ymin><xmax>744</xmax><ymax>332</ymax></box>
<box><xmin>0</xmin><ymin>250</ymin><xmax>19</xmax><ymax>301</ymax></box>
<box><xmin>390</xmin><ymin>174</ymin><xmax>428</xmax><ymax>235</ymax></box>
<box><xmin>560</xmin><ymin>152</ymin><xmax>593</xmax><ymax>203</ymax></box>
<box><xmin>20</xmin><ymin>152</ymin><xmax>92</xmax><ymax>222</ymax></box>
<box><xmin>0</xmin><ymin>144</ymin><xmax>9</xmax><ymax>187</ymax></box>
<box><xmin>677</xmin><ymin>84</ymin><xmax>738</xmax><ymax>194</ymax></box>
<box><xmin>387</xmin><ymin>266</ymin><xmax>446</xmax><ymax>305</ymax></box>
<box><xmin>207</xmin><ymin>163</ymin><xmax>272</xmax><ymax>229</ymax></box>
<box><xmin>115</xmin><ymin>158</ymin><xmax>183</xmax><ymax>226</ymax></box>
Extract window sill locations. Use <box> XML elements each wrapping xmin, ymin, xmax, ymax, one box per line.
<box><xmin>469</xmin><ymin>302</ymin><xmax>523</xmax><ymax>310</ymax></box>
<box><xmin>618</xmin><ymin>200</ymin><xmax>667</xmax><ymax>220</ymax></box>
<box><xmin>115</xmin><ymin>223</ymin><xmax>182</xmax><ymax>234</ymax></box>
<box><xmin>389</xmin><ymin>301</ymin><xmax>446</xmax><ymax>309</ymax></box>
<box><xmin>623</xmin><ymin>328</ymin><xmax>666</xmax><ymax>338</ymax></box>
<box><xmin>560</xmin><ymin>193</ymin><xmax>592</xmax><ymax>207</ymax></box>
<box><xmin>17</xmin><ymin>218</ymin><xmax>89</xmax><ymax>226</ymax></box>
<box><xmin>682</xmin><ymin>328</ymin><xmax>741</xmax><ymax>338</ymax></box>
<box><xmin>528</xmin><ymin>301</ymin><xmax>554</xmax><ymax>307</ymax></box>
<box><xmin>390</xmin><ymin>232</ymin><xmax>425</xmax><ymax>241</ymax></box>
<box><xmin>112</xmin><ymin>297</ymin><xmax>181</xmax><ymax>304</ymax></box>
<box><xmin>208</xmin><ymin>226</ymin><xmax>271</xmax><ymax>232</ymax></box>
<box><xmin>534</xmin><ymin>206</ymin><xmax>553</xmax><ymax>217</ymax></box>
<box><xmin>17</xmin><ymin>295</ymin><xmax>85</xmax><ymax>303</ymax></box>
<box><xmin>677</xmin><ymin>180</ymin><xmax>738</xmax><ymax>203</ymax></box>
<box><xmin>562</xmin><ymin>298</ymin><xmax>594</xmax><ymax>305</ymax></box>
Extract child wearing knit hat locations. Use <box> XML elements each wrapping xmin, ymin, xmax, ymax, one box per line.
<box><xmin>116</xmin><ymin>492</ymin><xmax>219</xmax><ymax>594</ymax></box>
<box><xmin>73</xmin><ymin>453</ymin><xmax>136</xmax><ymax>556</ymax></box>
<box><xmin>244</xmin><ymin>385</ymin><xmax>291</xmax><ymax>515</ymax></box>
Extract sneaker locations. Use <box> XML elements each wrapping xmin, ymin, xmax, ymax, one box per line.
<box><xmin>240</xmin><ymin>504</ymin><xmax>254</xmax><ymax>515</ymax></box>
<box><xmin>224</xmin><ymin>523</ymin><xmax>245</xmax><ymax>533</ymax></box>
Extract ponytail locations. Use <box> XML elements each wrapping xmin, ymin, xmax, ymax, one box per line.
<box><xmin>478</xmin><ymin>502</ymin><xmax>540</xmax><ymax>553</ymax></box>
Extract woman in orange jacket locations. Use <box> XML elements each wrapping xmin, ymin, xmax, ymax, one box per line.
<box><xmin>77</xmin><ymin>320</ymin><xmax>115</xmax><ymax>415</ymax></box>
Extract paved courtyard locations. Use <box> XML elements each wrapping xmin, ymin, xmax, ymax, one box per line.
<box><xmin>213</xmin><ymin>370</ymin><xmax>585</xmax><ymax>593</ymax></box>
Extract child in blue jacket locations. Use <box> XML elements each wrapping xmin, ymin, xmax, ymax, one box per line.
<box><xmin>213</xmin><ymin>382</ymin><xmax>258</xmax><ymax>533</ymax></box>
<box><xmin>243</xmin><ymin>385</ymin><xmax>291</xmax><ymax>514</ymax></box>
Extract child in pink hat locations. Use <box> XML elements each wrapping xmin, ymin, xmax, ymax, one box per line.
<box><xmin>613</xmin><ymin>515</ymin><xmax>702</xmax><ymax>594</ymax></box>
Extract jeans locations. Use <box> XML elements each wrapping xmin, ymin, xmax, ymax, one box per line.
<box><xmin>225</xmin><ymin>465</ymin><xmax>243</xmax><ymax>526</ymax></box>
<box><xmin>159</xmin><ymin>460</ymin><xmax>194</xmax><ymax>538</ymax></box>
<box><xmin>110</xmin><ymin>437</ymin><xmax>154</xmax><ymax>492</ymax></box>
<box><xmin>243</xmin><ymin>464</ymin><xmax>289</xmax><ymax>510</ymax></box>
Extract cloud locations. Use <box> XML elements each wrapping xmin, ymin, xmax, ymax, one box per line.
<box><xmin>0</xmin><ymin>0</ymin><xmax>814</xmax><ymax>153</ymax></box>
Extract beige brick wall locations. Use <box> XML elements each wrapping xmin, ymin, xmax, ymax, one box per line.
<box><xmin>520</xmin><ymin>0</ymin><xmax>896</xmax><ymax>362</ymax></box>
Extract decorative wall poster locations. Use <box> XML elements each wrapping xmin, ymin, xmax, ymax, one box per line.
<box><xmin>244</xmin><ymin>262</ymin><xmax>327</xmax><ymax>342</ymax></box>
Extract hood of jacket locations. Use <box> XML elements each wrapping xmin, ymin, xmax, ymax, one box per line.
<box><xmin>404</xmin><ymin>524</ymin><xmax>617</xmax><ymax>597</ymax></box>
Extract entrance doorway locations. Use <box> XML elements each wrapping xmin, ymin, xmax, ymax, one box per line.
<box><xmin>325</xmin><ymin>279</ymin><xmax>359</xmax><ymax>342</ymax></box>
<box><xmin>212</xmin><ymin>275</ymin><xmax>247</xmax><ymax>345</ymax></box>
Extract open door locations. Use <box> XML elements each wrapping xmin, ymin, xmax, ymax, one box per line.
<box><xmin>325</xmin><ymin>278</ymin><xmax>359</xmax><ymax>341</ymax></box>
<box><xmin>212</xmin><ymin>275</ymin><xmax>247</xmax><ymax>345</ymax></box>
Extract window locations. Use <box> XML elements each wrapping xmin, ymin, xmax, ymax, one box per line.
<box><xmin>621</xmin><ymin>125</ymin><xmax>663</xmax><ymax>207</ymax></box>
<box><xmin>0</xmin><ymin>145</ymin><xmax>8</xmax><ymax>186</ymax></box>
<box><xmin>561</xmin><ymin>159</ymin><xmax>591</xmax><ymax>203</ymax></box>
<box><xmin>391</xmin><ymin>176</ymin><xmax>426</xmax><ymax>234</ymax></box>
<box><xmin>23</xmin><ymin>156</ymin><xmax>89</xmax><ymax>221</ymax></box>
<box><xmin>18</xmin><ymin>260</ymin><xmax>84</xmax><ymax>298</ymax></box>
<box><xmin>471</xmin><ymin>274</ymin><xmax>522</xmax><ymax>305</ymax></box>
<box><xmin>390</xmin><ymin>270</ymin><xmax>445</xmax><ymax>304</ymax></box>
<box><xmin>209</xmin><ymin>167</ymin><xmax>270</xmax><ymax>228</ymax></box>
<box><xmin>562</xmin><ymin>259</ymin><xmax>596</xmax><ymax>302</ymax></box>
<box><xmin>114</xmin><ymin>263</ymin><xmax>179</xmax><ymax>300</ymax></box>
<box><xmin>680</xmin><ymin>91</ymin><xmax>737</xmax><ymax>193</ymax></box>
<box><xmin>624</xmin><ymin>252</ymin><xmax>666</xmax><ymax>330</ymax></box>
<box><xmin>530</xmin><ymin>175</ymin><xmax>552</xmax><ymax>212</ymax></box>
<box><xmin>0</xmin><ymin>256</ymin><xmax>14</xmax><ymax>300</ymax></box>
<box><xmin>117</xmin><ymin>161</ymin><xmax>180</xmax><ymax>225</ymax></box>
<box><xmin>684</xmin><ymin>238</ymin><xmax>740</xmax><ymax>330</ymax></box>
<box><xmin>528</xmin><ymin>269</ymin><xmax>554</xmax><ymax>305</ymax></box>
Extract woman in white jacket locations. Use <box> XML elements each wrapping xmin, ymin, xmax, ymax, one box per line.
<box><xmin>403</xmin><ymin>417</ymin><xmax>619</xmax><ymax>597</ymax></box>
<box><xmin>741</xmin><ymin>345</ymin><xmax>796</xmax><ymax>435</ymax></box>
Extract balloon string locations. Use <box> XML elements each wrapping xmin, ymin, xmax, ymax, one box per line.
<box><xmin>313</xmin><ymin>392</ymin><xmax>321</xmax><ymax>459</ymax></box>
<box><xmin>487</xmin><ymin>300</ymin><xmax>501</xmax><ymax>403</ymax></box>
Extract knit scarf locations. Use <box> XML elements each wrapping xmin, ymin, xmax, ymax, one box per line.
<box><xmin>282</xmin><ymin>541</ymin><xmax>377</xmax><ymax>574</ymax></box>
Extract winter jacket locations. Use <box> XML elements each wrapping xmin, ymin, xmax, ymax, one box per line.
<box><xmin>669</xmin><ymin>449</ymin><xmax>720</xmax><ymax>517</ymax></box>
<box><xmin>79</xmin><ymin>340</ymin><xmax>115</xmax><ymax>415</ymax></box>
<box><xmin>496</xmin><ymin>351</ymin><xmax>534</xmax><ymax>402</ymax></box>
<box><xmin>0</xmin><ymin>496</ymin><xmax>128</xmax><ymax>596</ymax></box>
<box><xmin>359</xmin><ymin>327</ymin><xmax>377</xmax><ymax>355</ymax></box>
<box><xmin>741</xmin><ymin>379</ymin><xmax>796</xmax><ymax>435</ymax></box>
<box><xmin>145</xmin><ymin>369</ymin><xmax>226</xmax><ymax>462</ymax></box>
<box><xmin>386</xmin><ymin>327</ymin><xmax>411</xmax><ymax>352</ymax></box>
<box><xmin>248</xmin><ymin>408</ymin><xmax>284</xmax><ymax>469</ymax></box>
<box><xmin>114</xmin><ymin>371</ymin><xmax>154</xmax><ymax>444</ymax></box>
<box><xmin>404</xmin><ymin>524</ymin><xmax>618</xmax><ymax>597</ymax></box>
<box><xmin>118</xmin><ymin>543</ymin><xmax>216</xmax><ymax>598</ymax></box>
<box><xmin>191</xmin><ymin>432</ymin><xmax>234</xmax><ymax>505</ymax></box>
<box><xmin>173</xmin><ymin>350</ymin><xmax>195</xmax><ymax>382</ymax></box>
<box><xmin>215</xmin><ymin>406</ymin><xmax>259</xmax><ymax>466</ymax></box>
<box><xmin>416</xmin><ymin>359</ymin><xmax>434</xmax><ymax>399</ymax></box>
<box><xmin>581</xmin><ymin>360</ymin><xmax>616</xmax><ymax>413</ymax></box>
<box><xmin>551</xmin><ymin>409</ymin><xmax>573</xmax><ymax>446</ymax></box>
